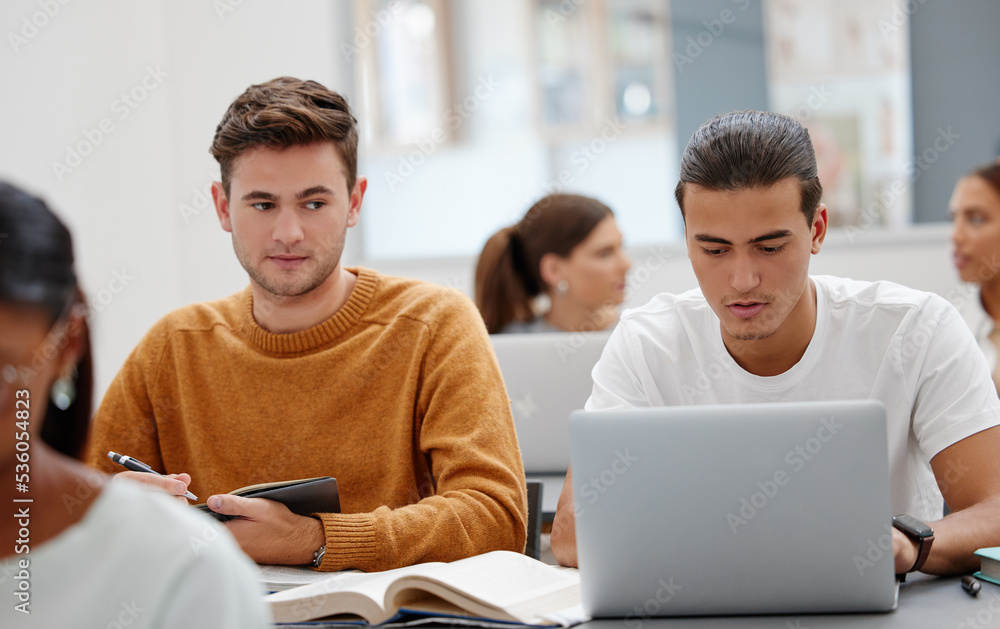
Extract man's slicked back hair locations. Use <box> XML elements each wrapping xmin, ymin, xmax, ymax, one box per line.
<box><xmin>210</xmin><ymin>77</ymin><xmax>359</xmax><ymax>196</ymax></box>
<box><xmin>674</xmin><ymin>110</ymin><xmax>823</xmax><ymax>225</ymax></box>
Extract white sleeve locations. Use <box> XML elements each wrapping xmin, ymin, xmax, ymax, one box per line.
<box><xmin>585</xmin><ymin>321</ymin><xmax>651</xmax><ymax>411</ymax></box>
<box><xmin>158</xmin><ymin>533</ymin><xmax>272</xmax><ymax>628</ymax></box>
<box><xmin>905</xmin><ymin>296</ymin><xmax>1000</xmax><ymax>459</ymax></box>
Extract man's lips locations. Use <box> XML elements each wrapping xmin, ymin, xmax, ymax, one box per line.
<box><xmin>727</xmin><ymin>302</ymin><xmax>766</xmax><ymax>319</ymax></box>
<box><xmin>268</xmin><ymin>255</ymin><xmax>307</xmax><ymax>270</ymax></box>
<box><xmin>953</xmin><ymin>252</ymin><xmax>970</xmax><ymax>269</ymax></box>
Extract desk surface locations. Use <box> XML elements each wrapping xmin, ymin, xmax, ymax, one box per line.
<box><xmin>577</xmin><ymin>574</ymin><xmax>999</xmax><ymax>628</ymax></box>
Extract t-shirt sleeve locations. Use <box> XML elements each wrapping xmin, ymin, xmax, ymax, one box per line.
<box><xmin>905</xmin><ymin>296</ymin><xmax>1000</xmax><ymax>459</ymax></box>
<box><xmin>585</xmin><ymin>320</ymin><xmax>650</xmax><ymax>411</ymax></box>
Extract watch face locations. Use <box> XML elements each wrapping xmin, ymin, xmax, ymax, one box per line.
<box><xmin>893</xmin><ymin>514</ymin><xmax>933</xmax><ymax>538</ymax></box>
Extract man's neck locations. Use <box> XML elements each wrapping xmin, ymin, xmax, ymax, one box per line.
<box><xmin>251</xmin><ymin>266</ymin><xmax>358</xmax><ymax>334</ymax></box>
<box><xmin>722</xmin><ymin>280</ymin><xmax>817</xmax><ymax>377</ymax></box>
<box><xmin>545</xmin><ymin>297</ymin><xmax>618</xmax><ymax>332</ymax></box>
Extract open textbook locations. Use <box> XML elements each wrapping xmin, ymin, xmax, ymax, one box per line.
<box><xmin>265</xmin><ymin>551</ymin><xmax>585</xmax><ymax>627</ymax></box>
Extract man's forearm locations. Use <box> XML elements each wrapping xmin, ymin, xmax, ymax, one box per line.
<box><xmin>925</xmin><ymin>495</ymin><xmax>1000</xmax><ymax>574</ymax></box>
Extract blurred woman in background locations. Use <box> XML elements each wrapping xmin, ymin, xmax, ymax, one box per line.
<box><xmin>0</xmin><ymin>181</ymin><xmax>269</xmax><ymax>627</ymax></box>
<box><xmin>950</xmin><ymin>161</ymin><xmax>1000</xmax><ymax>392</ymax></box>
<box><xmin>475</xmin><ymin>193</ymin><xmax>631</xmax><ymax>334</ymax></box>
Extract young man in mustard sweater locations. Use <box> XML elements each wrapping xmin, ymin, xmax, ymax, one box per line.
<box><xmin>84</xmin><ymin>77</ymin><xmax>527</xmax><ymax>572</ymax></box>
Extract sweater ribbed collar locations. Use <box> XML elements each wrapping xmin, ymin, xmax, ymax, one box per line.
<box><xmin>239</xmin><ymin>267</ymin><xmax>378</xmax><ymax>356</ymax></box>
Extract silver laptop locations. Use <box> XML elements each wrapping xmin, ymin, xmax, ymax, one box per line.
<box><xmin>490</xmin><ymin>331</ymin><xmax>610</xmax><ymax>475</ymax></box>
<box><xmin>570</xmin><ymin>400</ymin><xmax>897</xmax><ymax>617</ymax></box>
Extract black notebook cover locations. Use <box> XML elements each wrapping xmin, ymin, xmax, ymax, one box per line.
<box><xmin>194</xmin><ymin>476</ymin><xmax>340</xmax><ymax>522</ymax></box>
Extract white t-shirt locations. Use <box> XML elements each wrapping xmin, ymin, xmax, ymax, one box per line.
<box><xmin>953</xmin><ymin>283</ymin><xmax>997</xmax><ymax>374</ymax></box>
<box><xmin>586</xmin><ymin>275</ymin><xmax>1000</xmax><ymax>522</ymax></box>
<box><xmin>1</xmin><ymin>477</ymin><xmax>270</xmax><ymax>628</ymax></box>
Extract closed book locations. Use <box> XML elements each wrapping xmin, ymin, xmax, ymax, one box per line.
<box><xmin>194</xmin><ymin>476</ymin><xmax>340</xmax><ymax>522</ymax></box>
<box><xmin>974</xmin><ymin>547</ymin><xmax>1000</xmax><ymax>587</ymax></box>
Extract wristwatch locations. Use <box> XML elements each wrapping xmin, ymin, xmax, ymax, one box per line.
<box><xmin>311</xmin><ymin>544</ymin><xmax>326</xmax><ymax>569</ymax></box>
<box><xmin>892</xmin><ymin>514</ymin><xmax>934</xmax><ymax>581</ymax></box>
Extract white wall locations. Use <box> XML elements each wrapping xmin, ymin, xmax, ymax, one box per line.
<box><xmin>1</xmin><ymin>0</ymin><xmax>348</xmax><ymax>399</ymax></box>
<box><xmin>0</xmin><ymin>1</ymin><xmax>967</xmax><ymax>408</ymax></box>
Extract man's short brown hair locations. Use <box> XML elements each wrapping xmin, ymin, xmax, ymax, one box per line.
<box><xmin>210</xmin><ymin>77</ymin><xmax>359</xmax><ymax>196</ymax></box>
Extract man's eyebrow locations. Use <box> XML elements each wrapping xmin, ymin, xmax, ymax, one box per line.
<box><xmin>693</xmin><ymin>229</ymin><xmax>793</xmax><ymax>245</ymax></box>
<box><xmin>693</xmin><ymin>234</ymin><xmax>731</xmax><ymax>245</ymax></box>
<box><xmin>748</xmin><ymin>229</ymin><xmax>793</xmax><ymax>244</ymax></box>
<box><xmin>296</xmin><ymin>186</ymin><xmax>334</xmax><ymax>200</ymax></box>
<box><xmin>241</xmin><ymin>190</ymin><xmax>277</xmax><ymax>202</ymax></box>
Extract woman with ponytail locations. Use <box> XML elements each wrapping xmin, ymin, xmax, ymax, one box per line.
<box><xmin>475</xmin><ymin>193</ymin><xmax>631</xmax><ymax>334</ymax></box>
<box><xmin>0</xmin><ymin>182</ymin><xmax>268</xmax><ymax>627</ymax></box>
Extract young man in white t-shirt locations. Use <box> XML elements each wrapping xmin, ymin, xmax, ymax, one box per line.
<box><xmin>550</xmin><ymin>111</ymin><xmax>1000</xmax><ymax>578</ymax></box>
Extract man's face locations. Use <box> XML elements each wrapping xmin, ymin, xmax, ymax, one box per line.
<box><xmin>213</xmin><ymin>142</ymin><xmax>364</xmax><ymax>298</ymax></box>
<box><xmin>683</xmin><ymin>177</ymin><xmax>826</xmax><ymax>344</ymax></box>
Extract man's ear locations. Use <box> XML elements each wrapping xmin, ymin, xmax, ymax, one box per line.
<box><xmin>212</xmin><ymin>181</ymin><xmax>232</xmax><ymax>233</ymax></box>
<box><xmin>538</xmin><ymin>252</ymin><xmax>564</xmax><ymax>290</ymax></box>
<box><xmin>811</xmin><ymin>204</ymin><xmax>828</xmax><ymax>255</ymax></box>
<box><xmin>347</xmin><ymin>176</ymin><xmax>367</xmax><ymax>228</ymax></box>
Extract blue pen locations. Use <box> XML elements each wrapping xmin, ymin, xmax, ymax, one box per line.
<box><xmin>107</xmin><ymin>451</ymin><xmax>198</xmax><ymax>501</ymax></box>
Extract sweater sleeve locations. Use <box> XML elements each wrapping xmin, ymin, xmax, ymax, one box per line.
<box><xmin>83</xmin><ymin>322</ymin><xmax>169</xmax><ymax>475</ymax></box>
<box><xmin>315</xmin><ymin>292</ymin><xmax>528</xmax><ymax>571</ymax></box>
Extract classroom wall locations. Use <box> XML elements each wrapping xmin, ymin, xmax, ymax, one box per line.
<box><xmin>0</xmin><ymin>1</ymin><xmax>979</xmax><ymax>407</ymax></box>
<box><xmin>909</xmin><ymin>0</ymin><xmax>1000</xmax><ymax>223</ymax></box>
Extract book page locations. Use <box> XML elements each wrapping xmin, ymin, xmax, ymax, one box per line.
<box><xmin>267</xmin><ymin>564</ymin><xmax>443</xmax><ymax>624</ymax></box>
<box><xmin>386</xmin><ymin>552</ymin><xmax>580</xmax><ymax>624</ymax></box>
<box><xmin>258</xmin><ymin>564</ymin><xmax>360</xmax><ymax>592</ymax></box>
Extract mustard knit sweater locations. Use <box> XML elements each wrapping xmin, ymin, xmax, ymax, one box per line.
<box><xmin>85</xmin><ymin>268</ymin><xmax>527</xmax><ymax>571</ymax></box>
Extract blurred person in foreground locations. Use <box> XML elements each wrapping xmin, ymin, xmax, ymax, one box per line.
<box><xmin>0</xmin><ymin>181</ymin><xmax>269</xmax><ymax>627</ymax></box>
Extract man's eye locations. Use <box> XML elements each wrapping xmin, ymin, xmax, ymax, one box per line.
<box><xmin>760</xmin><ymin>246</ymin><xmax>785</xmax><ymax>254</ymax></box>
<box><xmin>305</xmin><ymin>201</ymin><xmax>326</xmax><ymax>210</ymax></box>
<box><xmin>252</xmin><ymin>202</ymin><xmax>274</xmax><ymax>211</ymax></box>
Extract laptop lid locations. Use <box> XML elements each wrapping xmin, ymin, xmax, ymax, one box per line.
<box><xmin>570</xmin><ymin>400</ymin><xmax>896</xmax><ymax>617</ymax></box>
<box><xmin>491</xmin><ymin>332</ymin><xmax>610</xmax><ymax>474</ymax></box>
